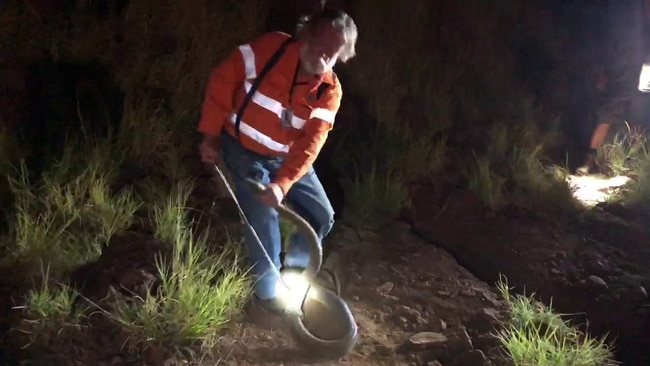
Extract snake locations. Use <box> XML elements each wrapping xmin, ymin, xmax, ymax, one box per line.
<box><xmin>244</xmin><ymin>178</ymin><xmax>360</xmax><ymax>359</ymax></box>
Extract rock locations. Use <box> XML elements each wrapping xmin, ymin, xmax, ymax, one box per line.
<box><xmin>376</xmin><ymin>282</ymin><xmax>394</xmax><ymax>295</ymax></box>
<box><xmin>472</xmin><ymin>333</ymin><xmax>500</xmax><ymax>352</ymax></box>
<box><xmin>468</xmin><ymin>308</ymin><xmax>501</xmax><ymax>334</ymax></box>
<box><xmin>408</xmin><ymin>332</ymin><xmax>448</xmax><ymax>348</ymax></box>
<box><xmin>446</xmin><ymin>329</ymin><xmax>473</xmax><ymax>355</ymax></box>
<box><xmin>640</xmin><ymin>286</ymin><xmax>647</xmax><ymax>298</ymax></box>
<box><xmin>428</xmin><ymin>317</ymin><xmax>448</xmax><ymax>332</ymax></box>
<box><xmin>587</xmin><ymin>275</ymin><xmax>608</xmax><ymax>288</ymax></box>
<box><xmin>454</xmin><ymin>349</ymin><xmax>489</xmax><ymax>366</ymax></box>
<box><xmin>398</xmin><ymin>305</ymin><xmax>423</xmax><ymax>322</ymax></box>
<box><xmin>375</xmin><ymin>343</ymin><xmax>393</xmax><ymax>356</ymax></box>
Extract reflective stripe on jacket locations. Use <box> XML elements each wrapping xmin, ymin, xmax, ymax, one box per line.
<box><xmin>198</xmin><ymin>31</ymin><xmax>342</xmax><ymax>194</ymax></box>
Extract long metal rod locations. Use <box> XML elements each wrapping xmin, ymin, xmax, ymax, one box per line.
<box><xmin>212</xmin><ymin>164</ymin><xmax>288</xmax><ymax>289</ymax></box>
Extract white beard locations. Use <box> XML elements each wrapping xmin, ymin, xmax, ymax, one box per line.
<box><xmin>300</xmin><ymin>44</ymin><xmax>337</xmax><ymax>75</ymax></box>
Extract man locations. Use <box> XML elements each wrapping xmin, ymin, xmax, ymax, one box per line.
<box><xmin>576</xmin><ymin>0</ymin><xmax>650</xmax><ymax>175</ymax></box>
<box><xmin>576</xmin><ymin>64</ymin><xmax>633</xmax><ymax>175</ymax></box>
<box><xmin>197</xmin><ymin>8</ymin><xmax>357</xmax><ymax>313</ymax></box>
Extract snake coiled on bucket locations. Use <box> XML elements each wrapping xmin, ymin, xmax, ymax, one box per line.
<box><xmin>245</xmin><ymin>178</ymin><xmax>359</xmax><ymax>359</ymax></box>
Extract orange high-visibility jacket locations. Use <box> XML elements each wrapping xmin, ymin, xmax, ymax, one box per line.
<box><xmin>198</xmin><ymin>31</ymin><xmax>342</xmax><ymax>194</ymax></box>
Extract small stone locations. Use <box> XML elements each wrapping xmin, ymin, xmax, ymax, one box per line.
<box><xmin>640</xmin><ymin>286</ymin><xmax>647</xmax><ymax>298</ymax></box>
<box><xmin>587</xmin><ymin>275</ymin><xmax>608</xmax><ymax>288</ymax></box>
<box><xmin>375</xmin><ymin>344</ymin><xmax>393</xmax><ymax>356</ymax></box>
<box><xmin>399</xmin><ymin>316</ymin><xmax>409</xmax><ymax>326</ymax></box>
<box><xmin>399</xmin><ymin>305</ymin><xmax>422</xmax><ymax>322</ymax></box>
<box><xmin>426</xmin><ymin>362</ymin><xmax>443</xmax><ymax>366</ymax></box>
<box><xmin>428</xmin><ymin>317</ymin><xmax>447</xmax><ymax>332</ymax></box>
<box><xmin>111</xmin><ymin>355</ymin><xmax>123</xmax><ymax>365</ymax></box>
<box><xmin>376</xmin><ymin>282</ymin><xmax>394</xmax><ymax>295</ymax></box>
<box><xmin>408</xmin><ymin>332</ymin><xmax>447</xmax><ymax>347</ymax></box>
<box><xmin>437</xmin><ymin>290</ymin><xmax>451</xmax><ymax>297</ymax></box>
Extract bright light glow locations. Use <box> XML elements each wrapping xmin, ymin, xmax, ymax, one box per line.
<box><xmin>639</xmin><ymin>63</ymin><xmax>650</xmax><ymax>92</ymax></box>
<box><xmin>275</xmin><ymin>271</ymin><xmax>319</xmax><ymax>313</ymax></box>
<box><xmin>566</xmin><ymin>174</ymin><xmax>631</xmax><ymax>207</ymax></box>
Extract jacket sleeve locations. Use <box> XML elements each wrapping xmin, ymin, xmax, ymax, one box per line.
<box><xmin>273</xmin><ymin>83</ymin><xmax>342</xmax><ymax>194</ymax></box>
<box><xmin>197</xmin><ymin>47</ymin><xmax>246</xmax><ymax>136</ymax></box>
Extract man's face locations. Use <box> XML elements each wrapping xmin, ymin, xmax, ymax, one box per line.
<box><xmin>300</xmin><ymin>23</ymin><xmax>346</xmax><ymax>75</ymax></box>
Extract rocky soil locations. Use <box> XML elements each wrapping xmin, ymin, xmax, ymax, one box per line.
<box><xmin>409</xmin><ymin>188</ymin><xmax>650</xmax><ymax>366</ymax></box>
<box><xmin>1</xmin><ymin>168</ymin><xmax>649</xmax><ymax>366</ymax></box>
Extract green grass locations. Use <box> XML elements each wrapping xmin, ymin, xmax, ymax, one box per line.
<box><xmin>108</xmin><ymin>178</ymin><xmax>251</xmax><ymax>353</ymax></box>
<box><xmin>341</xmin><ymin>162</ymin><xmax>411</xmax><ymax>230</ymax></box>
<box><xmin>594</xmin><ymin>124</ymin><xmax>650</xmax><ymax>206</ymax></box>
<box><xmin>3</xmin><ymin>136</ymin><xmax>253</xmax><ymax>360</ymax></box>
<box><xmin>494</xmin><ymin>277</ymin><xmax>615</xmax><ymax>366</ymax></box>
<box><xmin>14</xmin><ymin>263</ymin><xmax>86</xmax><ymax>348</ymax></box>
<box><xmin>462</xmin><ymin>121</ymin><xmax>580</xmax><ymax>214</ymax></box>
<box><xmin>595</xmin><ymin>123</ymin><xmax>648</xmax><ymax>177</ymax></box>
<box><xmin>4</xmin><ymin>142</ymin><xmax>139</xmax><ymax>278</ymax></box>
<box><xmin>1</xmin><ymin>103</ymin><xmax>253</xmax><ymax>362</ymax></box>
<box><xmin>0</xmin><ymin>0</ymin><xmax>628</xmax><ymax>364</ymax></box>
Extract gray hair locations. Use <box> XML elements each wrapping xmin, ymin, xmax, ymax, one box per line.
<box><xmin>296</xmin><ymin>8</ymin><xmax>358</xmax><ymax>63</ymax></box>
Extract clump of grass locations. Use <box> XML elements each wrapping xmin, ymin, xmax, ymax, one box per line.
<box><xmin>596</xmin><ymin>123</ymin><xmax>647</xmax><ymax>177</ymax></box>
<box><xmin>624</xmin><ymin>148</ymin><xmax>650</xmax><ymax>205</ymax></box>
<box><xmin>594</xmin><ymin>124</ymin><xmax>650</xmax><ymax>205</ymax></box>
<box><xmin>109</xmin><ymin>179</ymin><xmax>251</xmax><ymax>354</ymax></box>
<box><xmin>14</xmin><ymin>263</ymin><xmax>86</xmax><ymax>348</ymax></box>
<box><xmin>5</xmin><ymin>139</ymin><xmax>140</xmax><ymax>277</ymax></box>
<box><xmin>341</xmin><ymin>162</ymin><xmax>410</xmax><ymax>229</ymax></box>
<box><xmin>494</xmin><ymin>276</ymin><xmax>615</xmax><ymax>366</ymax></box>
<box><xmin>463</xmin><ymin>121</ymin><xmax>579</xmax><ymax>214</ymax></box>
<box><xmin>463</xmin><ymin>151</ymin><xmax>507</xmax><ymax>210</ymax></box>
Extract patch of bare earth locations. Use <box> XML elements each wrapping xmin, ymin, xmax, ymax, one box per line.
<box><xmin>409</xmin><ymin>188</ymin><xmax>650</xmax><ymax>365</ymax></box>
<box><xmin>213</xmin><ymin>221</ymin><xmax>507</xmax><ymax>366</ymax></box>
<box><xmin>1</xmin><ymin>173</ymin><xmax>509</xmax><ymax>366</ymax></box>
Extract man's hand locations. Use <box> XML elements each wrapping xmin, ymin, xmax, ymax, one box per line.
<box><xmin>199</xmin><ymin>134</ymin><xmax>220</xmax><ymax>163</ymax></box>
<box><xmin>258</xmin><ymin>183</ymin><xmax>285</xmax><ymax>207</ymax></box>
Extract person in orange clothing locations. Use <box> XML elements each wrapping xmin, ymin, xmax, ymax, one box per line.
<box><xmin>576</xmin><ymin>0</ymin><xmax>650</xmax><ymax>175</ymax></box>
<box><xmin>197</xmin><ymin>8</ymin><xmax>357</xmax><ymax>314</ymax></box>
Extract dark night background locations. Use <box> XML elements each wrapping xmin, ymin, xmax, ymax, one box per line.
<box><xmin>1</xmin><ymin>0</ymin><xmax>650</xmax><ymax>365</ymax></box>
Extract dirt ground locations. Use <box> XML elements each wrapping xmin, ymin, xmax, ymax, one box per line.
<box><xmin>0</xmin><ymin>175</ymin><xmax>508</xmax><ymax>366</ymax></box>
<box><xmin>408</xmin><ymin>186</ymin><xmax>650</xmax><ymax>366</ymax></box>
<box><xmin>1</xmin><ymin>170</ymin><xmax>649</xmax><ymax>366</ymax></box>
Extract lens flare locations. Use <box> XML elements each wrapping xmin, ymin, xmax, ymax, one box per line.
<box><xmin>275</xmin><ymin>271</ymin><xmax>319</xmax><ymax>313</ymax></box>
<box><xmin>566</xmin><ymin>174</ymin><xmax>631</xmax><ymax>206</ymax></box>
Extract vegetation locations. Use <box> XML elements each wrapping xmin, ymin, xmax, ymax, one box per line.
<box><xmin>1</xmin><ymin>2</ymin><xmax>265</xmax><ymax>361</ymax></box>
<box><xmin>593</xmin><ymin>123</ymin><xmax>650</xmax><ymax>205</ymax></box>
<box><xmin>494</xmin><ymin>277</ymin><xmax>615</xmax><ymax>366</ymax></box>
<box><xmin>1</xmin><ymin>0</ymin><xmax>648</xmax><ymax>364</ymax></box>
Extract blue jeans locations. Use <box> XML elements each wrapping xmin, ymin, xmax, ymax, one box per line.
<box><xmin>220</xmin><ymin>132</ymin><xmax>335</xmax><ymax>300</ymax></box>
